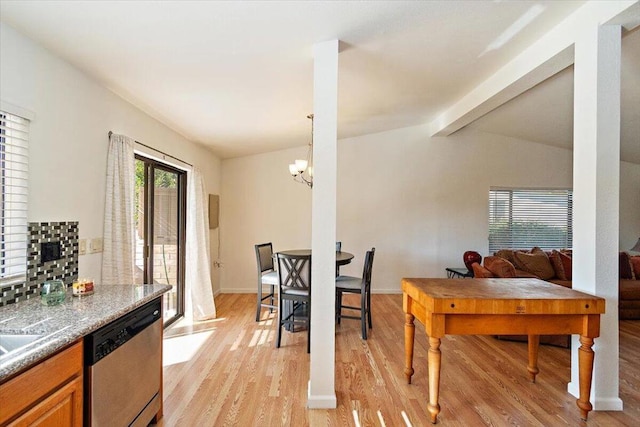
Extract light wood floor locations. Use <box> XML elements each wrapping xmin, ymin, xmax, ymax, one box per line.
<box><xmin>157</xmin><ymin>293</ymin><xmax>640</xmax><ymax>426</ymax></box>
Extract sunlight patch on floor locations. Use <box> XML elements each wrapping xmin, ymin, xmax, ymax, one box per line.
<box><xmin>401</xmin><ymin>410</ymin><xmax>413</xmax><ymax>426</ymax></box>
<box><xmin>377</xmin><ymin>410</ymin><xmax>387</xmax><ymax>426</ymax></box>
<box><xmin>163</xmin><ymin>330</ymin><xmax>213</xmax><ymax>366</ymax></box>
<box><xmin>248</xmin><ymin>326</ymin><xmax>274</xmax><ymax>347</ymax></box>
<box><xmin>230</xmin><ymin>329</ymin><xmax>247</xmax><ymax>351</ymax></box>
<box><xmin>352</xmin><ymin>410</ymin><xmax>361</xmax><ymax>427</ymax></box>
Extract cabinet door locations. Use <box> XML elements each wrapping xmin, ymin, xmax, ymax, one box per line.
<box><xmin>8</xmin><ymin>376</ymin><xmax>82</xmax><ymax>427</ymax></box>
<box><xmin>0</xmin><ymin>340</ymin><xmax>83</xmax><ymax>426</ymax></box>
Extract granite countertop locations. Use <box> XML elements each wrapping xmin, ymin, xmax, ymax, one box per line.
<box><xmin>0</xmin><ymin>284</ymin><xmax>171</xmax><ymax>382</ymax></box>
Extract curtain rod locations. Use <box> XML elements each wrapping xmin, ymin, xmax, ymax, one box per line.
<box><xmin>108</xmin><ymin>131</ymin><xmax>193</xmax><ymax>167</ymax></box>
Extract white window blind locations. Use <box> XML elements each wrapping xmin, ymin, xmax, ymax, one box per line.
<box><xmin>489</xmin><ymin>188</ymin><xmax>572</xmax><ymax>253</ymax></box>
<box><xmin>0</xmin><ymin>110</ymin><xmax>29</xmax><ymax>285</ymax></box>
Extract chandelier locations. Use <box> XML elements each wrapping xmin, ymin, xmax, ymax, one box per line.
<box><xmin>289</xmin><ymin>114</ymin><xmax>314</xmax><ymax>188</ymax></box>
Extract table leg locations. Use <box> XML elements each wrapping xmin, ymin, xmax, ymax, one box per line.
<box><xmin>404</xmin><ymin>313</ymin><xmax>415</xmax><ymax>384</ymax></box>
<box><xmin>527</xmin><ymin>334</ymin><xmax>540</xmax><ymax>383</ymax></box>
<box><xmin>577</xmin><ymin>335</ymin><xmax>595</xmax><ymax>421</ymax></box>
<box><xmin>427</xmin><ymin>337</ymin><xmax>442</xmax><ymax>424</ymax></box>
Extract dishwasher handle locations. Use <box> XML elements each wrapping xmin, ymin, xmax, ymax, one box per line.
<box><xmin>127</xmin><ymin>309</ymin><xmax>161</xmax><ymax>336</ymax></box>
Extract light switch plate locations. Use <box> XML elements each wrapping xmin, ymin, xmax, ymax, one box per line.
<box><xmin>89</xmin><ymin>237</ymin><xmax>103</xmax><ymax>253</ymax></box>
<box><xmin>79</xmin><ymin>239</ymin><xmax>87</xmax><ymax>255</ymax></box>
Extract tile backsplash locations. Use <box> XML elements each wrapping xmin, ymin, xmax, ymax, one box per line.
<box><xmin>0</xmin><ymin>221</ymin><xmax>79</xmax><ymax>307</ymax></box>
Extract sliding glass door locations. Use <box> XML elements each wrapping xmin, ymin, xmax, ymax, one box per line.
<box><xmin>135</xmin><ymin>155</ymin><xmax>187</xmax><ymax>326</ymax></box>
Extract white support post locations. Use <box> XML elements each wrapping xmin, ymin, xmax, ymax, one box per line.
<box><xmin>570</xmin><ymin>23</ymin><xmax>623</xmax><ymax>411</ymax></box>
<box><xmin>308</xmin><ymin>39</ymin><xmax>339</xmax><ymax>409</ymax></box>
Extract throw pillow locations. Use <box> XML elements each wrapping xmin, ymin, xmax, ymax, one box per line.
<box><xmin>630</xmin><ymin>256</ymin><xmax>640</xmax><ymax>280</ymax></box>
<box><xmin>513</xmin><ymin>250</ymin><xmax>555</xmax><ymax>280</ymax></box>
<box><xmin>549</xmin><ymin>250</ymin><xmax>567</xmax><ymax>281</ymax></box>
<box><xmin>558</xmin><ymin>251</ymin><xmax>572</xmax><ymax>280</ymax></box>
<box><xmin>619</xmin><ymin>252</ymin><xmax>635</xmax><ymax>280</ymax></box>
<box><xmin>472</xmin><ymin>262</ymin><xmax>494</xmax><ymax>278</ymax></box>
<box><xmin>494</xmin><ymin>249</ymin><xmax>516</xmax><ymax>265</ymax></box>
<box><xmin>484</xmin><ymin>256</ymin><xmax>517</xmax><ymax>278</ymax></box>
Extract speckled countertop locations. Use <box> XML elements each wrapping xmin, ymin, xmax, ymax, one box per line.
<box><xmin>0</xmin><ymin>284</ymin><xmax>171</xmax><ymax>382</ymax></box>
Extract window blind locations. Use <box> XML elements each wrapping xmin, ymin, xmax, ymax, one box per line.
<box><xmin>489</xmin><ymin>188</ymin><xmax>572</xmax><ymax>253</ymax></box>
<box><xmin>0</xmin><ymin>110</ymin><xmax>29</xmax><ymax>284</ymax></box>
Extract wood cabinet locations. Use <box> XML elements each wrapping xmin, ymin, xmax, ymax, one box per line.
<box><xmin>0</xmin><ymin>340</ymin><xmax>83</xmax><ymax>426</ymax></box>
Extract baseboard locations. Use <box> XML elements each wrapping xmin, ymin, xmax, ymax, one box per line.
<box><xmin>567</xmin><ymin>382</ymin><xmax>624</xmax><ymax>411</ymax></box>
<box><xmin>593</xmin><ymin>397</ymin><xmax>624</xmax><ymax>411</ymax></box>
<box><xmin>307</xmin><ymin>382</ymin><xmax>337</xmax><ymax>409</ymax></box>
<box><xmin>218</xmin><ymin>287</ymin><xmax>257</xmax><ymax>294</ymax></box>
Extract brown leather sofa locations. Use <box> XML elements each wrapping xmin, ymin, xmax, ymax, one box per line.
<box><xmin>470</xmin><ymin>248</ymin><xmax>640</xmax><ymax>348</ymax></box>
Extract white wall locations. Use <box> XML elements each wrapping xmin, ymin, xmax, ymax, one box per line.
<box><xmin>221</xmin><ymin>123</ymin><xmax>638</xmax><ymax>294</ymax></box>
<box><xmin>0</xmin><ymin>23</ymin><xmax>222</xmax><ymax>290</ymax></box>
<box><xmin>220</xmin><ymin>145</ymin><xmax>312</xmax><ymax>292</ymax></box>
<box><xmin>620</xmin><ymin>160</ymin><xmax>640</xmax><ymax>251</ymax></box>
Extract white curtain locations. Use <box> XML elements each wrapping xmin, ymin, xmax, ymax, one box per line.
<box><xmin>185</xmin><ymin>167</ymin><xmax>217</xmax><ymax>320</ymax></box>
<box><xmin>101</xmin><ymin>133</ymin><xmax>136</xmax><ymax>285</ymax></box>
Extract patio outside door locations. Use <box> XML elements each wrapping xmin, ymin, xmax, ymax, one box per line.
<box><xmin>135</xmin><ymin>154</ymin><xmax>187</xmax><ymax>326</ymax></box>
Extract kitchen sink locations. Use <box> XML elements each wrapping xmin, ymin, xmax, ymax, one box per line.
<box><xmin>0</xmin><ymin>334</ymin><xmax>43</xmax><ymax>356</ymax></box>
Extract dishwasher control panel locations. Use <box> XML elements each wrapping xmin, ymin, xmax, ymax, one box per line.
<box><xmin>84</xmin><ymin>298</ymin><xmax>161</xmax><ymax>365</ymax></box>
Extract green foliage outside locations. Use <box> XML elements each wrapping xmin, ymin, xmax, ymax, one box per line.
<box><xmin>135</xmin><ymin>159</ymin><xmax>177</xmax><ymax>223</ymax></box>
<box><xmin>489</xmin><ymin>220</ymin><xmax>571</xmax><ymax>252</ymax></box>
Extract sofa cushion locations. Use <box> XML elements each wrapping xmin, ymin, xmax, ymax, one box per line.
<box><xmin>548</xmin><ymin>250</ymin><xmax>567</xmax><ymax>280</ymax></box>
<box><xmin>484</xmin><ymin>256</ymin><xmax>516</xmax><ymax>278</ymax></box>
<box><xmin>495</xmin><ymin>249</ymin><xmax>532</xmax><ymax>271</ymax></box>
<box><xmin>514</xmin><ymin>269</ymin><xmax>539</xmax><ymax>278</ymax></box>
<box><xmin>620</xmin><ymin>309</ymin><xmax>640</xmax><ymax>320</ymax></box>
<box><xmin>472</xmin><ymin>262</ymin><xmax>494</xmax><ymax>278</ymax></box>
<box><xmin>619</xmin><ymin>279</ymin><xmax>640</xmax><ymax>300</ymax></box>
<box><xmin>619</xmin><ymin>252</ymin><xmax>635</xmax><ymax>280</ymax></box>
<box><xmin>494</xmin><ymin>249</ymin><xmax>517</xmax><ymax>265</ymax></box>
<box><xmin>559</xmin><ymin>251</ymin><xmax>572</xmax><ymax>280</ymax></box>
<box><xmin>630</xmin><ymin>256</ymin><xmax>640</xmax><ymax>279</ymax></box>
<box><xmin>548</xmin><ymin>279</ymin><xmax>572</xmax><ymax>289</ymax></box>
<box><xmin>514</xmin><ymin>250</ymin><xmax>555</xmax><ymax>280</ymax></box>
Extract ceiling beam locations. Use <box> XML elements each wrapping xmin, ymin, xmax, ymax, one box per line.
<box><xmin>429</xmin><ymin>0</ymin><xmax>640</xmax><ymax>137</ymax></box>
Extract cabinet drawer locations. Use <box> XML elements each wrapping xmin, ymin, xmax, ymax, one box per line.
<box><xmin>0</xmin><ymin>340</ymin><xmax>83</xmax><ymax>426</ymax></box>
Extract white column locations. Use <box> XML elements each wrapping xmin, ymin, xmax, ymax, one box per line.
<box><xmin>308</xmin><ymin>39</ymin><xmax>339</xmax><ymax>409</ymax></box>
<box><xmin>570</xmin><ymin>24</ymin><xmax>622</xmax><ymax>411</ymax></box>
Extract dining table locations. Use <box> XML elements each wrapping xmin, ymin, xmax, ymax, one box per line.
<box><xmin>276</xmin><ymin>249</ymin><xmax>354</xmax><ymax>266</ymax></box>
<box><xmin>275</xmin><ymin>249</ymin><xmax>354</xmax><ymax>331</ymax></box>
<box><xmin>402</xmin><ymin>277</ymin><xmax>605</xmax><ymax>423</ymax></box>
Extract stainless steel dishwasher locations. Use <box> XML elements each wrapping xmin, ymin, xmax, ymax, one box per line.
<box><xmin>84</xmin><ymin>298</ymin><xmax>162</xmax><ymax>427</ymax></box>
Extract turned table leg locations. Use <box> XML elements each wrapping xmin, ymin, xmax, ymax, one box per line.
<box><xmin>577</xmin><ymin>335</ymin><xmax>596</xmax><ymax>421</ymax></box>
<box><xmin>427</xmin><ymin>336</ymin><xmax>442</xmax><ymax>424</ymax></box>
<box><xmin>527</xmin><ymin>334</ymin><xmax>540</xmax><ymax>383</ymax></box>
<box><xmin>404</xmin><ymin>313</ymin><xmax>415</xmax><ymax>384</ymax></box>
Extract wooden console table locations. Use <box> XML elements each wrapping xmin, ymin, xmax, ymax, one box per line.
<box><xmin>402</xmin><ymin>278</ymin><xmax>605</xmax><ymax>424</ymax></box>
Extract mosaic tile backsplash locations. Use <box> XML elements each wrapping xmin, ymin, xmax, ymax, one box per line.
<box><xmin>0</xmin><ymin>221</ymin><xmax>78</xmax><ymax>306</ymax></box>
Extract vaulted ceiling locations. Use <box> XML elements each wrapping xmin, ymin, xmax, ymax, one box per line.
<box><xmin>0</xmin><ymin>1</ymin><xmax>638</xmax><ymax>162</ymax></box>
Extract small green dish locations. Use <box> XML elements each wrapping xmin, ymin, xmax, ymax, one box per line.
<box><xmin>41</xmin><ymin>280</ymin><xmax>66</xmax><ymax>306</ymax></box>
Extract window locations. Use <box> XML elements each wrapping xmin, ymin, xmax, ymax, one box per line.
<box><xmin>0</xmin><ymin>110</ymin><xmax>29</xmax><ymax>285</ymax></box>
<box><xmin>489</xmin><ymin>188</ymin><xmax>572</xmax><ymax>252</ymax></box>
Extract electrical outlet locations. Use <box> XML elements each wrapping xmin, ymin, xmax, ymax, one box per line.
<box><xmin>89</xmin><ymin>237</ymin><xmax>103</xmax><ymax>254</ymax></box>
<box><xmin>79</xmin><ymin>239</ymin><xmax>87</xmax><ymax>255</ymax></box>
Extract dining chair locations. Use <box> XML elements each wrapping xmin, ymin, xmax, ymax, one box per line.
<box><xmin>255</xmin><ymin>243</ymin><xmax>278</xmax><ymax>322</ymax></box>
<box><xmin>335</xmin><ymin>248</ymin><xmax>375</xmax><ymax>340</ymax></box>
<box><xmin>275</xmin><ymin>252</ymin><xmax>312</xmax><ymax>353</ymax></box>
